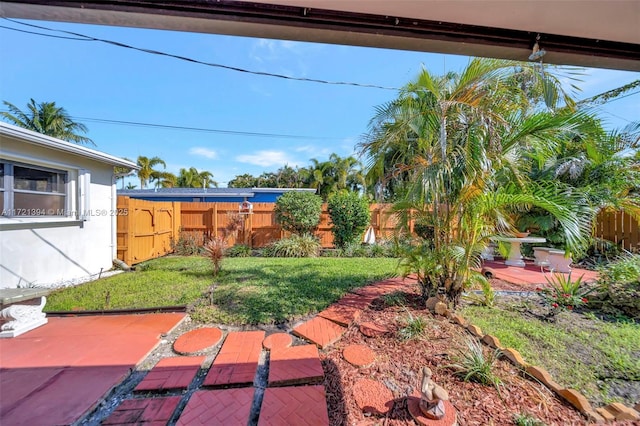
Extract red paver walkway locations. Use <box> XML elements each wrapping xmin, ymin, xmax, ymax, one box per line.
<box><xmin>352</xmin><ymin>277</ymin><xmax>416</xmax><ymax>298</ymax></box>
<box><xmin>269</xmin><ymin>344</ymin><xmax>324</xmax><ymax>386</ymax></box>
<box><xmin>102</xmin><ymin>396</ymin><xmax>181</xmax><ymax>425</ymax></box>
<box><xmin>134</xmin><ymin>356</ymin><xmax>205</xmax><ymax>392</ymax></box>
<box><xmin>177</xmin><ymin>388</ymin><xmax>254</xmax><ymax>425</ymax></box>
<box><xmin>481</xmin><ymin>260</ymin><xmax>599</xmax><ymax>287</ymax></box>
<box><xmin>259</xmin><ymin>385</ymin><xmax>330</xmax><ymax>426</ymax></box>
<box><xmin>317</xmin><ymin>303</ymin><xmax>362</xmax><ymax>326</ymax></box>
<box><xmin>0</xmin><ymin>313</ymin><xmax>184</xmax><ymax>426</ymax></box>
<box><xmin>173</xmin><ymin>327</ymin><xmax>223</xmax><ymax>355</ymax></box>
<box><xmin>343</xmin><ymin>344</ymin><xmax>376</xmax><ymax>367</ymax></box>
<box><xmin>262</xmin><ymin>332</ymin><xmax>293</xmax><ymax>350</ymax></box>
<box><xmin>203</xmin><ymin>330</ymin><xmax>265</xmax><ymax>387</ymax></box>
<box><xmin>292</xmin><ymin>316</ymin><xmax>346</xmax><ymax>349</ymax></box>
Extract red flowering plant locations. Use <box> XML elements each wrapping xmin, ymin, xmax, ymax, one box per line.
<box><xmin>537</xmin><ymin>272</ymin><xmax>593</xmax><ymax>312</ymax></box>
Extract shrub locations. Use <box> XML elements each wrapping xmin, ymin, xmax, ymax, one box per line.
<box><xmin>171</xmin><ymin>230</ymin><xmax>203</xmax><ymax>255</ymax></box>
<box><xmin>447</xmin><ymin>337</ymin><xmax>502</xmax><ymax>390</ymax></box>
<box><xmin>204</xmin><ymin>237</ymin><xmax>226</xmax><ymax>276</ymax></box>
<box><xmin>226</xmin><ymin>244</ymin><xmax>251</xmax><ymax>258</ymax></box>
<box><xmin>274</xmin><ymin>191</ymin><xmax>322</xmax><ymax>235</ymax></box>
<box><xmin>341</xmin><ymin>241</ymin><xmax>368</xmax><ymax>257</ymax></box>
<box><xmin>264</xmin><ymin>234</ymin><xmax>321</xmax><ymax>258</ymax></box>
<box><xmin>538</xmin><ymin>272</ymin><xmax>591</xmax><ymax>312</ymax></box>
<box><xmin>597</xmin><ymin>253</ymin><xmax>640</xmax><ymax>318</ymax></box>
<box><xmin>327</xmin><ymin>192</ymin><xmax>370</xmax><ymax>248</ymax></box>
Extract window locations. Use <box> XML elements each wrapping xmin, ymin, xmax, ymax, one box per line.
<box><xmin>1</xmin><ymin>161</ymin><xmax>68</xmax><ymax>217</ymax></box>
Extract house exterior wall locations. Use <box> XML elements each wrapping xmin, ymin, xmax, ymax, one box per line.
<box><xmin>0</xmin><ymin>137</ymin><xmax>118</xmax><ymax>289</ymax></box>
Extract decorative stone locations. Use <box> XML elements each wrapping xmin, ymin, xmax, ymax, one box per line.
<box><xmin>173</xmin><ymin>327</ymin><xmax>223</xmax><ymax>355</ymax></box>
<box><xmin>352</xmin><ymin>379</ymin><xmax>394</xmax><ymax>415</ymax></box>
<box><xmin>434</xmin><ymin>302</ymin><xmax>449</xmax><ymax>317</ymax></box>
<box><xmin>603</xmin><ymin>402</ymin><xmax>640</xmax><ymax>420</ymax></box>
<box><xmin>0</xmin><ymin>297</ymin><xmax>47</xmax><ymax>338</ymax></box>
<box><xmin>419</xmin><ymin>366</ymin><xmax>449</xmax><ymax>420</ymax></box>
<box><xmin>426</xmin><ymin>296</ymin><xmax>443</xmax><ymax>312</ymax></box>
<box><xmin>466</xmin><ymin>324</ymin><xmax>483</xmax><ymax>338</ymax></box>
<box><xmin>408</xmin><ymin>397</ymin><xmax>457</xmax><ymax>426</ymax></box>
<box><xmin>481</xmin><ymin>334</ymin><xmax>503</xmax><ymax>349</ymax></box>
<box><xmin>501</xmin><ymin>347</ymin><xmax>528</xmax><ymax>368</ymax></box>
<box><xmin>449</xmin><ymin>314</ymin><xmax>466</xmax><ymax>326</ymax></box>
<box><xmin>262</xmin><ymin>333</ymin><xmax>292</xmax><ymax>351</ymax></box>
<box><xmin>635</xmin><ymin>402</ymin><xmax>640</xmax><ymax>412</ymax></box>
<box><xmin>558</xmin><ymin>389</ymin><xmax>593</xmax><ymax>413</ymax></box>
<box><xmin>525</xmin><ymin>366</ymin><xmax>562</xmax><ymax>393</ymax></box>
<box><xmin>359</xmin><ymin>322</ymin><xmax>389</xmax><ymax>338</ymax></box>
<box><xmin>595</xmin><ymin>407</ymin><xmax>616</xmax><ymax>422</ymax></box>
<box><xmin>343</xmin><ymin>344</ymin><xmax>376</xmax><ymax>368</ymax></box>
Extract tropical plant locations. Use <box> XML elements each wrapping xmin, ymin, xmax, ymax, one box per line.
<box><xmin>204</xmin><ymin>237</ymin><xmax>226</xmax><ymax>276</ymax></box>
<box><xmin>136</xmin><ymin>156</ymin><xmax>166</xmax><ymax>189</ymax></box>
<box><xmin>225</xmin><ymin>244</ymin><xmax>251</xmax><ymax>257</ymax></box>
<box><xmin>274</xmin><ymin>191</ymin><xmax>323</xmax><ymax>236</ymax></box>
<box><xmin>1</xmin><ymin>99</ymin><xmax>94</xmax><ymax>145</ymax></box>
<box><xmin>596</xmin><ymin>252</ymin><xmax>640</xmax><ymax>318</ymax></box>
<box><xmin>171</xmin><ymin>230</ymin><xmax>203</xmax><ymax>256</ymax></box>
<box><xmin>263</xmin><ymin>234</ymin><xmax>321</xmax><ymax>257</ymax></box>
<box><xmin>177</xmin><ymin>167</ymin><xmax>217</xmax><ymax>188</ymax></box>
<box><xmin>538</xmin><ymin>271</ymin><xmax>591</xmax><ymax>312</ymax></box>
<box><xmin>464</xmin><ymin>276</ymin><xmax>496</xmax><ymax>308</ymax></box>
<box><xmin>227</xmin><ymin>173</ymin><xmax>257</xmax><ymax>188</ymax></box>
<box><xmin>359</xmin><ymin>58</ymin><xmax>592</xmax><ymax>308</ymax></box>
<box><xmin>397</xmin><ymin>310</ymin><xmax>427</xmax><ymax>340</ymax></box>
<box><xmin>327</xmin><ymin>191</ymin><xmax>371</xmax><ymax>248</ymax></box>
<box><xmin>447</xmin><ymin>337</ymin><xmax>502</xmax><ymax>391</ymax></box>
<box><xmin>124</xmin><ymin>182</ymin><xmax>137</xmax><ymax>190</ymax></box>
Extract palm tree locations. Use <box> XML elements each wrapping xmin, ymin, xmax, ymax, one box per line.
<box><xmin>153</xmin><ymin>171</ymin><xmax>178</xmax><ymax>188</ymax></box>
<box><xmin>360</xmin><ymin>58</ymin><xmax>591</xmax><ymax>306</ymax></box>
<box><xmin>177</xmin><ymin>167</ymin><xmax>218</xmax><ymax>188</ymax></box>
<box><xmin>1</xmin><ymin>99</ymin><xmax>94</xmax><ymax>145</ymax></box>
<box><xmin>136</xmin><ymin>156</ymin><xmax>166</xmax><ymax>189</ymax></box>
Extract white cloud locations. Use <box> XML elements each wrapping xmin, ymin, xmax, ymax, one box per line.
<box><xmin>235</xmin><ymin>150</ymin><xmax>299</xmax><ymax>167</ymax></box>
<box><xmin>189</xmin><ymin>147</ymin><xmax>217</xmax><ymax>159</ymax></box>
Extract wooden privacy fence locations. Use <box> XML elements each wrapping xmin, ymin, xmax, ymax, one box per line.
<box><xmin>594</xmin><ymin>210</ymin><xmax>640</xmax><ymax>252</ymax></box>
<box><xmin>117</xmin><ymin>196</ymin><xmax>640</xmax><ymax>265</ymax></box>
<box><xmin>117</xmin><ymin>197</ymin><xmax>401</xmax><ymax>264</ymax></box>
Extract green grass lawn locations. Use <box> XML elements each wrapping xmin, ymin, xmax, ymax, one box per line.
<box><xmin>460</xmin><ymin>304</ymin><xmax>640</xmax><ymax>404</ymax></box>
<box><xmin>45</xmin><ymin>256</ymin><xmax>399</xmax><ymax>324</ymax></box>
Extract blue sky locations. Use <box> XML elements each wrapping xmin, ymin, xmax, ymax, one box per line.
<box><xmin>1</xmin><ymin>18</ymin><xmax>639</xmax><ymax>187</ymax></box>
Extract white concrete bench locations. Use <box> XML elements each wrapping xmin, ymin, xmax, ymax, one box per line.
<box><xmin>547</xmin><ymin>249</ymin><xmax>572</xmax><ymax>273</ymax></box>
<box><xmin>533</xmin><ymin>247</ymin><xmax>553</xmax><ymax>267</ymax></box>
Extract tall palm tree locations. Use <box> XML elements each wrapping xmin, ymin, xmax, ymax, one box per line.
<box><xmin>177</xmin><ymin>167</ymin><xmax>218</xmax><ymax>188</ymax></box>
<box><xmin>360</xmin><ymin>58</ymin><xmax>591</xmax><ymax>306</ymax></box>
<box><xmin>137</xmin><ymin>156</ymin><xmax>166</xmax><ymax>189</ymax></box>
<box><xmin>1</xmin><ymin>99</ymin><xmax>94</xmax><ymax>145</ymax></box>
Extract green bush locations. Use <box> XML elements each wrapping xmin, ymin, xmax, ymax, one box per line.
<box><xmin>598</xmin><ymin>253</ymin><xmax>640</xmax><ymax>318</ymax></box>
<box><xmin>274</xmin><ymin>191</ymin><xmax>322</xmax><ymax>235</ymax></box>
<box><xmin>263</xmin><ymin>234</ymin><xmax>321</xmax><ymax>258</ymax></box>
<box><xmin>171</xmin><ymin>230</ymin><xmax>203</xmax><ymax>256</ymax></box>
<box><xmin>226</xmin><ymin>244</ymin><xmax>251</xmax><ymax>257</ymax></box>
<box><xmin>327</xmin><ymin>192</ymin><xmax>370</xmax><ymax>248</ymax></box>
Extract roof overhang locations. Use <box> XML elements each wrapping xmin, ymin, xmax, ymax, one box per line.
<box><xmin>0</xmin><ymin>122</ymin><xmax>138</xmax><ymax>169</ymax></box>
<box><xmin>0</xmin><ymin>0</ymin><xmax>638</xmax><ymax>71</ymax></box>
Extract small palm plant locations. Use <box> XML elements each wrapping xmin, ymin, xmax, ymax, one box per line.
<box><xmin>447</xmin><ymin>337</ymin><xmax>502</xmax><ymax>391</ymax></box>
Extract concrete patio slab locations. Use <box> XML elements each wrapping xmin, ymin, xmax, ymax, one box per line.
<box><xmin>177</xmin><ymin>388</ymin><xmax>254</xmax><ymax>425</ymax></box>
<box><xmin>134</xmin><ymin>356</ymin><xmax>205</xmax><ymax>392</ymax></box>
<box><xmin>102</xmin><ymin>395</ymin><xmax>181</xmax><ymax>425</ymax></box>
<box><xmin>203</xmin><ymin>330</ymin><xmax>265</xmax><ymax>387</ymax></box>
<box><xmin>268</xmin><ymin>344</ymin><xmax>324</xmax><ymax>386</ymax></box>
<box><xmin>481</xmin><ymin>260</ymin><xmax>599</xmax><ymax>286</ymax></box>
<box><xmin>0</xmin><ymin>313</ymin><xmax>184</xmax><ymax>425</ymax></box>
<box><xmin>259</xmin><ymin>385</ymin><xmax>329</xmax><ymax>425</ymax></box>
<box><xmin>292</xmin><ymin>316</ymin><xmax>346</xmax><ymax>349</ymax></box>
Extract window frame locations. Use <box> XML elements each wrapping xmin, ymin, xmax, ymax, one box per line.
<box><xmin>1</xmin><ymin>159</ymin><xmax>73</xmax><ymax>218</ymax></box>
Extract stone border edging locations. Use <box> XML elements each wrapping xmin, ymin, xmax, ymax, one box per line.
<box><xmin>445</xmin><ymin>312</ymin><xmax>640</xmax><ymax>424</ymax></box>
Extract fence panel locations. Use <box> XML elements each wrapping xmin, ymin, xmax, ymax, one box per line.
<box><xmin>594</xmin><ymin>210</ymin><xmax>640</xmax><ymax>252</ymax></box>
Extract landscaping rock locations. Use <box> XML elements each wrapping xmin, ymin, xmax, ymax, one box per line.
<box><xmin>352</xmin><ymin>379</ymin><xmax>394</xmax><ymax>415</ymax></box>
<box><xmin>466</xmin><ymin>324</ymin><xmax>483</xmax><ymax>338</ymax></box>
<box><xmin>434</xmin><ymin>301</ymin><xmax>449</xmax><ymax>317</ymax></box>
<box><xmin>558</xmin><ymin>389</ymin><xmax>593</xmax><ymax>413</ymax></box>
<box><xmin>526</xmin><ymin>366</ymin><xmax>563</xmax><ymax>394</ymax></box>
<box><xmin>407</xmin><ymin>396</ymin><xmax>458</xmax><ymax>426</ymax></box>
<box><xmin>603</xmin><ymin>402</ymin><xmax>640</xmax><ymax>420</ymax></box>
<box><xmin>501</xmin><ymin>347</ymin><xmax>528</xmax><ymax>368</ymax></box>
<box><xmin>481</xmin><ymin>334</ymin><xmax>503</xmax><ymax>349</ymax></box>
<box><xmin>595</xmin><ymin>407</ymin><xmax>616</xmax><ymax>422</ymax></box>
<box><xmin>359</xmin><ymin>322</ymin><xmax>389</xmax><ymax>338</ymax></box>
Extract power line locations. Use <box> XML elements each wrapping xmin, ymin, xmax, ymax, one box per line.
<box><xmin>0</xmin><ymin>110</ymin><xmax>343</xmax><ymax>140</ymax></box>
<box><xmin>1</xmin><ymin>17</ymin><xmax>398</xmax><ymax>91</ymax></box>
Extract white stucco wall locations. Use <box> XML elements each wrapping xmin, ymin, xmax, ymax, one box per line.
<box><xmin>0</xmin><ymin>135</ymin><xmax>120</xmax><ymax>289</ymax></box>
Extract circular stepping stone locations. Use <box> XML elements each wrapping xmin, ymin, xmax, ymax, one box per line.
<box><xmin>359</xmin><ymin>322</ymin><xmax>389</xmax><ymax>337</ymax></box>
<box><xmin>262</xmin><ymin>333</ymin><xmax>293</xmax><ymax>350</ymax></box>
<box><xmin>407</xmin><ymin>396</ymin><xmax>457</xmax><ymax>426</ymax></box>
<box><xmin>343</xmin><ymin>344</ymin><xmax>376</xmax><ymax>367</ymax></box>
<box><xmin>173</xmin><ymin>327</ymin><xmax>223</xmax><ymax>355</ymax></box>
<box><xmin>352</xmin><ymin>379</ymin><xmax>394</xmax><ymax>415</ymax></box>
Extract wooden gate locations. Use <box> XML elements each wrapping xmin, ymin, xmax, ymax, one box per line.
<box><xmin>117</xmin><ymin>197</ymin><xmax>180</xmax><ymax>265</ymax></box>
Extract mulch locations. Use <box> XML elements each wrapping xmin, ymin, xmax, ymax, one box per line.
<box><xmin>321</xmin><ymin>292</ymin><xmax>590</xmax><ymax>426</ymax></box>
